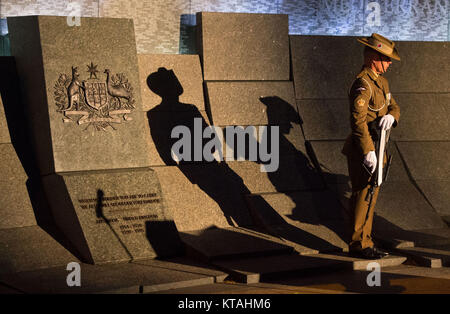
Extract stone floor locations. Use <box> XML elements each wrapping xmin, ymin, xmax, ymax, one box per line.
<box><xmin>150</xmin><ymin>264</ymin><xmax>450</xmax><ymax>294</ymax></box>
<box><xmin>1</xmin><ymin>254</ymin><xmax>450</xmax><ymax>294</ymax></box>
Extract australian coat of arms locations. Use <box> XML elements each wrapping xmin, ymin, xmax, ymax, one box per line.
<box><xmin>54</xmin><ymin>62</ymin><xmax>135</xmax><ymax>130</ymax></box>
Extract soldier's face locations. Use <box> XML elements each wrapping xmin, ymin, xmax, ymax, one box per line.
<box><xmin>375</xmin><ymin>55</ymin><xmax>392</xmax><ymax>73</ymax></box>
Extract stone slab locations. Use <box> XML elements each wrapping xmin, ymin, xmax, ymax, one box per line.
<box><xmin>206</xmin><ymin>81</ymin><xmax>297</xmax><ymax>126</ymax></box>
<box><xmin>133</xmin><ymin>257</ymin><xmax>228</xmax><ymax>283</ymax></box>
<box><xmin>374</xmin><ymin>227</ymin><xmax>450</xmax><ymax>250</ymax></box>
<box><xmin>197</xmin><ymin>12</ymin><xmax>289</xmax><ymax>81</ymax></box>
<box><xmin>0</xmin><ymin>57</ymin><xmax>40</xmax><ymax>179</ymax></box>
<box><xmin>317</xmin><ymin>252</ymin><xmax>407</xmax><ymax>271</ymax></box>
<box><xmin>42</xmin><ymin>168</ymin><xmax>183</xmax><ymax>264</ymax></box>
<box><xmin>384</xmin><ymin>41</ymin><xmax>450</xmax><ymax>93</ymax></box>
<box><xmin>226</xmin><ymin>155</ymin><xmax>325</xmax><ymax>195</ymax></box>
<box><xmin>180</xmin><ymin>227</ymin><xmax>293</xmax><ymax>261</ymax></box>
<box><xmin>382</xmin><ymin>264</ymin><xmax>450</xmax><ymax>280</ymax></box>
<box><xmin>0</xmin><ymin>94</ymin><xmax>11</xmax><ymax>143</ymax></box>
<box><xmin>138</xmin><ymin>54</ymin><xmax>205</xmax><ymax>112</ymax></box>
<box><xmin>297</xmin><ymin>94</ymin><xmax>450</xmax><ymax>145</ymax></box>
<box><xmin>290</xmin><ymin>35</ymin><xmax>362</xmax><ymax>99</ymax></box>
<box><xmin>145</xmin><ymin>106</ymin><xmax>305</xmax><ymax>166</ymax></box>
<box><xmin>291</xmin><ymin>36</ymin><xmax>450</xmax><ymax>99</ymax></box>
<box><xmin>308</xmin><ymin>141</ymin><xmax>349</xmax><ymax>184</ymax></box>
<box><xmin>415</xmin><ymin>180</ymin><xmax>450</xmax><ymax>217</ymax></box>
<box><xmin>394</xmin><ymin>247</ymin><xmax>450</xmax><ymax>268</ymax></box>
<box><xmin>212</xmin><ymin>253</ymin><xmax>347</xmax><ymax>284</ymax></box>
<box><xmin>405</xmin><ymin>229</ymin><xmax>450</xmax><ymax>248</ymax></box>
<box><xmin>374</xmin><ymin>181</ymin><xmax>447</xmax><ymax>233</ymax></box>
<box><xmin>8</xmin><ymin>16</ymin><xmax>151</xmax><ymax>174</ymax></box>
<box><xmin>153</xmin><ymin>164</ymin><xmax>253</xmax><ymax>232</ymax></box>
<box><xmin>0</xmin><ymin>225</ymin><xmax>78</xmax><ymax>275</ymax></box>
<box><xmin>0</xmin><ymin>283</ymin><xmax>21</xmax><ymax>294</ymax></box>
<box><xmin>0</xmin><ymin>143</ymin><xmax>36</xmax><ymax>229</ymax></box>
<box><xmin>246</xmin><ymin>191</ymin><xmax>350</xmax><ymax>254</ymax></box>
<box><xmin>0</xmin><ymin>260</ymin><xmax>216</xmax><ymax>294</ymax></box>
<box><xmin>396</xmin><ymin>141</ymin><xmax>450</xmax><ymax>181</ymax></box>
<box><xmin>144</xmin><ymin>109</ymin><xmax>211</xmax><ymax>166</ymax></box>
<box><xmin>372</xmin><ymin>237</ymin><xmax>415</xmax><ymax>249</ymax></box>
<box><xmin>297</xmin><ymin>99</ymin><xmax>349</xmax><ymax>140</ymax></box>
<box><xmin>390</xmin><ymin>94</ymin><xmax>450</xmax><ymax>141</ymax></box>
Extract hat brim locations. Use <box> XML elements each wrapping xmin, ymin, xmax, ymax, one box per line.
<box><xmin>358</xmin><ymin>38</ymin><xmax>401</xmax><ymax>61</ymax></box>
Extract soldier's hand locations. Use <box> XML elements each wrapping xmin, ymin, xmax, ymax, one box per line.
<box><xmin>379</xmin><ymin>114</ymin><xmax>395</xmax><ymax>130</ymax></box>
<box><xmin>364</xmin><ymin>151</ymin><xmax>377</xmax><ymax>173</ymax></box>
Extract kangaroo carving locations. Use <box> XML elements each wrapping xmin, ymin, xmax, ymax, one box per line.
<box><xmin>66</xmin><ymin>66</ymin><xmax>84</xmax><ymax>110</ymax></box>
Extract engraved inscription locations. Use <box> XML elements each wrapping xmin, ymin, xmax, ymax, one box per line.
<box><xmin>54</xmin><ymin>62</ymin><xmax>136</xmax><ymax>131</ymax></box>
<box><xmin>77</xmin><ymin>193</ymin><xmax>161</xmax><ymax>235</ymax></box>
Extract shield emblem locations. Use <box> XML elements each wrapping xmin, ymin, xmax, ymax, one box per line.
<box><xmin>83</xmin><ymin>80</ymin><xmax>108</xmax><ymax>110</ymax></box>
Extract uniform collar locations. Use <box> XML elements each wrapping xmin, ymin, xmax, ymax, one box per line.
<box><xmin>365</xmin><ymin>67</ymin><xmax>379</xmax><ymax>81</ymax></box>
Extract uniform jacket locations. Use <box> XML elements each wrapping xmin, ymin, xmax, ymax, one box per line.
<box><xmin>342</xmin><ymin>66</ymin><xmax>400</xmax><ymax>157</ymax></box>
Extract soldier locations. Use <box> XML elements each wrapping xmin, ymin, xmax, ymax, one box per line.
<box><xmin>342</xmin><ymin>33</ymin><xmax>401</xmax><ymax>259</ymax></box>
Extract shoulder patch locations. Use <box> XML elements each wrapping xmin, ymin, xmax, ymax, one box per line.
<box><xmin>357</xmin><ymin>98</ymin><xmax>365</xmax><ymax>107</ymax></box>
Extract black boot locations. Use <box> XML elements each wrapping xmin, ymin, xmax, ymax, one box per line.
<box><xmin>350</xmin><ymin>247</ymin><xmax>388</xmax><ymax>259</ymax></box>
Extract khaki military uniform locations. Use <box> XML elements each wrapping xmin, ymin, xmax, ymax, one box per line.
<box><xmin>342</xmin><ymin>66</ymin><xmax>400</xmax><ymax>250</ymax></box>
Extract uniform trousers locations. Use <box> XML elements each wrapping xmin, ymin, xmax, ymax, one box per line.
<box><xmin>346</xmin><ymin>152</ymin><xmax>384</xmax><ymax>250</ymax></box>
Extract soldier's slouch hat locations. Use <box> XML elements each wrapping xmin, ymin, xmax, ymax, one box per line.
<box><xmin>358</xmin><ymin>33</ymin><xmax>400</xmax><ymax>61</ymax></box>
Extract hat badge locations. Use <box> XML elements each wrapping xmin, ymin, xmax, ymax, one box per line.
<box><xmin>378</xmin><ymin>43</ymin><xmax>382</xmax><ymax>48</ymax></box>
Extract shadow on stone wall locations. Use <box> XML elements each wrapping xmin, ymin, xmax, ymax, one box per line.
<box><xmin>146</xmin><ymin>67</ymin><xmax>349</xmax><ymax>254</ymax></box>
<box><xmin>0</xmin><ymin>56</ymin><xmax>82</xmax><ymax>260</ymax></box>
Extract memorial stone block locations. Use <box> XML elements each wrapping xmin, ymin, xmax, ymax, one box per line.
<box><xmin>197</xmin><ymin>12</ymin><xmax>290</xmax><ymax>81</ymax></box>
<box><xmin>245</xmin><ymin>191</ymin><xmax>350</xmax><ymax>253</ymax></box>
<box><xmin>206</xmin><ymin>81</ymin><xmax>298</xmax><ymax>126</ymax></box>
<box><xmin>375</xmin><ymin>181</ymin><xmax>446</xmax><ymax>232</ymax></box>
<box><xmin>290</xmin><ymin>35</ymin><xmax>361</xmax><ymax>99</ymax></box>
<box><xmin>8</xmin><ymin>16</ymin><xmax>182</xmax><ymax>264</ymax></box>
<box><xmin>0</xmin><ymin>144</ymin><xmax>36</xmax><ymax>229</ymax></box>
<box><xmin>0</xmin><ymin>96</ymin><xmax>11</xmax><ymax>144</ymax></box>
<box><xmin>154</xmin><ymin>165</ymin><xmax>253</xmax><ymax>232</ymax></box>
<box><xmin>42</xmin><ymin>168</ymin><xmax>182</xmax><ymax>264</ymax></box>
<box><xmin>0</xmin><ymin>225</ymin><xmax>78</xmax><ymax>274</ymax></box>
<box><xmin>138</xmin><ymin>54</ymin><xmax>205</xmax><ymax>112</ymax></box>
<box><xmin>8</xmin><ymin>16</ymin><xmax>151</xmax><ymax>175</ymax></box>
<box><xmin>391</xmin><ymin>94</ymin><xmax>450</xmax><ymax>141</ymax></box>
<box><xmin>415</xmin><ymin>180</ymin><xmax>450</xmax><ymax>217</ymax></box>
<box><xmin>296</xmin><ymin>99</ymin><xmax>348</xmax><ymax>140</ymax></box>
<box><xmin>384</xmin><ymin>41</ymin><xmax>450</xmax><ymax>93</ymax></box>
<box><xmin>396</xmin><ymin>141</ymin><xmax>450</xmax><ymax>181</ymax></box>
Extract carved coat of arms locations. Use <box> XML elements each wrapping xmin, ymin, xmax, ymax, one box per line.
<box><xmin>54</xmin><ymin>62</ymin><xmax>135</xmax><ymax>130</ymax></box>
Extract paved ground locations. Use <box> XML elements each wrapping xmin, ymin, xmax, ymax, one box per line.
<box><xmin>151</xmin><ymin>264</ymin><xmax>450</xmax><ymax>294</ymax></box>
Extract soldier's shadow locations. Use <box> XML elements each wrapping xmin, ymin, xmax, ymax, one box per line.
<box><xmin>146</xmin><ymin>67</ymin><xmax>340</xmax><ymax>253</ymax></box>
<box><xmin>251</xmin><ymin>96</ymin><xmax>352</xmax><ymax>252</ymax></box>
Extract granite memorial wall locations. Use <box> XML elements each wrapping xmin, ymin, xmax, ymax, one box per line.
<box><xmin>0</xmin><ymin>8</ymin><xmax>448</xmax><ymax>273</ymax></box>
<box><xmin>7</xmin><ymin>16</ymin><xmax>183</xmax><ymax>264</ymax></box>
<box><xmin>0</xmin><ymin>0</ymin><xmax>448</xmax><ymax>55</ymax></box>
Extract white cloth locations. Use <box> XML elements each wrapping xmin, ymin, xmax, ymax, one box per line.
<box><xmin>364</xmin><ymin>151</ymin><xmax>377</xmax><ymax>173</ymax></box>
<box><xmin>379</xmin><ymin>114</ymin><xmax>395</xmax><ymax>130</ymax></box>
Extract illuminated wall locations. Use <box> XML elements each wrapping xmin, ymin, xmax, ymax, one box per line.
<box><xmin>0</xmin><ymin>0</ymin><xmax>449</xmax><ymax>55</ymax></box>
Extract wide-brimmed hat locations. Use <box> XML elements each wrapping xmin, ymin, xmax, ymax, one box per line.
<box><xmin>357</xmin><ymin>33</ymin><xmax>400</xmax><ymax>61</ymax></box>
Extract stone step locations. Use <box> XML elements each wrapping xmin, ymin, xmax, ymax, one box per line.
<box><xmin>0</xmin><ymin>225</ymin><xmax>79</xmax><ymax>275</ymax></box>
<box><xmin>0</xmin><ymin>258</ymin><xmax>224</xmax><ymax>294</ymax></box>
<box><xmin>374</xmin><ymin>236</ymin><xmax>415</xmax><ymax>249</ymax></box>
<box><xmin>316</xmin><ymin>253</ymin><xmax>407</xmax><ymax>271</ymax></box>
<box><xmin>374</xmin><ymin>228</ymin><xmax>450</xmax><ymax>249</ymax></box>
<box><xmin>180</xmin><ymin>226</ymin><xmax>294</xmax><ymax>262</ymax></box>
<box><xmin>212</xmin><ymin>253</ymin><xmax>346</xmax><ymax>284</ymax></box>
<box><xmin>211</xmin><ymin>252</ymin><xmax>407</xmax><ymax>283</ymax></box>
<box><xmin>394</xmin><ymin>246</ymin><xmax>450</xmax><ymax>268</ymax></box>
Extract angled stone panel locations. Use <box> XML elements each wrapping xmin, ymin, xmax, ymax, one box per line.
<box><xmin>197</xmin><ymin>12</ymin><xmax>289</xmax><ymax>80</ymax></box>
